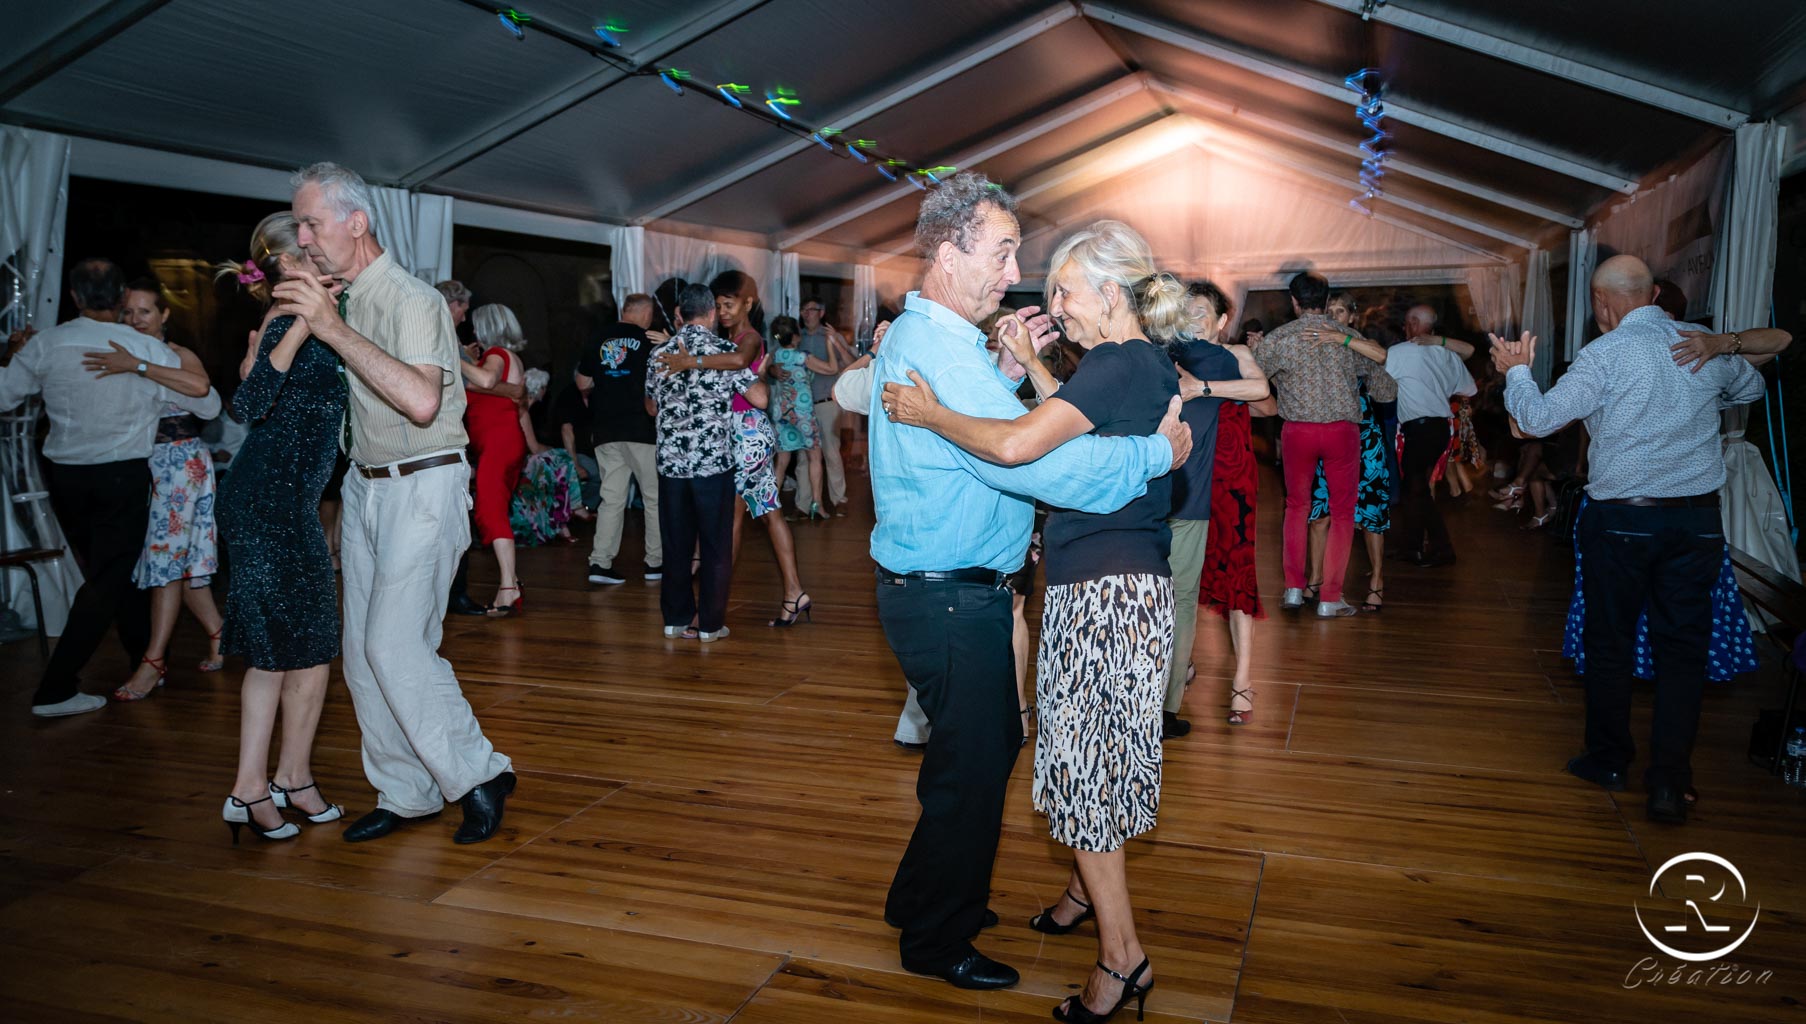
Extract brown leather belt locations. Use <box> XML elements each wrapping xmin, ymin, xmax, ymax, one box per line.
<box><xmin>1600</xmin><ymin>494</ymin><xmax>1720</xmax><ymax>508</ymax></box>
<box><xmin>356</xmin><ymin>452</ymin><xmax>464</xmax><ymax>480</ymax></box>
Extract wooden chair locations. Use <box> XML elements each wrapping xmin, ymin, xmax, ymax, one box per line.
<box><xmin>0</xmin><ymin>546</ymin><xmax>63</xmax><ymax>656</ymax></box>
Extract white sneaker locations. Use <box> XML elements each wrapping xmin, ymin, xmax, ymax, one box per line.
<box><xmin>1281</xmin><ymin>588</ymin><xmax>1305</xmax><ymax>610</ymax></box>
<box><xmin>31</xmin><ymin>692</ymin><xmax>106</xmax><ymax>718</ymax></box>
<box><xmin>1316</xmin><ymin>600</ymin><xmax>1358</xmax><ymax>618</ymax></box>
<box><xmin>699</xmin><ymin>627</ymin><xmax>731</xmax><ymax>643</ymax></box>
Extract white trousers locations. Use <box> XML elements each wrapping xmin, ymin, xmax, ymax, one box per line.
<box><xmin>340</xmin><ymin>458</ymin><xmax>511</xmax><ymax>815</ymax></box>
<box><xmin>792</xmin><ymin>399</ymin><xmax>848</xmax><ymax>508</ymax></box>
<box><xmin>590</xmin><ymin>441</ymin><xmax>661</xmax><ymax>569</ymax></box>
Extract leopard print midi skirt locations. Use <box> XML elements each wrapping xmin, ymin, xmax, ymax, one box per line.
<box><xmin>1032</xmin><ymin>572</ymin><xmax>1174</xmax><ymax>852</ymax></box>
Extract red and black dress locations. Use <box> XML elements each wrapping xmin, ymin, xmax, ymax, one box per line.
<box><xmin>1200</xmin><ymin>401</ymin><xmax>1265</xmax><ymax>619</ymax></box>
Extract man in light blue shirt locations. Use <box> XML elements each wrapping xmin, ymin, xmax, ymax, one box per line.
<box><xmin>868</xmin><ymin>172</ymin><xmax>1187</xmax><ymax>990</ymax></box>
<box><xmin>1495</xmin><ymin>254</ymin><xmax>1783</xmax><ymax>826</ymax></box>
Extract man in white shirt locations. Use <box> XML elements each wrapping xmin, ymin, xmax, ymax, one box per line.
<box><xmin>1386</xmin><ymin>306</ymin><xmax>1476</xmax><ymax>566</ymax></box>
<box><xmin>1496</xmin><ymin>255</ymin><xmax>1782</xmax><ymax>825</ymax></box>
<box><xmin>0</xmin><ymin>258</ymin><xmax>182</xmax><ymax>717</ymax></box>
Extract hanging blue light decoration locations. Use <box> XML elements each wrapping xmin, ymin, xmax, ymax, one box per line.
<box><xmin>592</xmin><ymin>21</ymin><xmax>625</xmax><ymax>47</ymax></box>
<box><xmin>497</xmin><ymin>8</ymin><xmax>528</xmax><ymax>40</ymax></box>
<box><xmin>1345</xmin><ymin>67</ymin><xmax>1390</xmax><ymax>211</ymax></box>
<box><xmin>717</xmin><ymin>82</ymin><xmax>749</xmax><ymax>108</ymax></box>
<box><xmin>875</xmin><ymin>163</ymin><xmax>898</xmax><ymax>182</ymax></box>
<box><xmin>1349</xmin><ymin>198</ymin><xmax>1373</xmax><ymax>216</ymax></box>
<box><xmin>659</xmin><ymin>69</ymin><xmax>687</xmax><ymax>95</ymax></box>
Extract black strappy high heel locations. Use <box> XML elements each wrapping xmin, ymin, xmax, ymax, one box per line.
<box><xmin>269</xmin><ymin>780</ymin><xmax>345</xmax><ymax>824</ymax></box>
<box><xmin>1053</xmin><ymin>958</ymin><xmax>1154</xmax><ymax>1023</ymax></box>
<box><xmin>768</xmin><ymin>594</ymin><xmax>813</xmax><ymax>627</ymax></box>
<box><xmin>222</xmin><ymin>794</ymin><xmax>300</xmax><ymax>844</ymax></box>
<box><xmin>1029</xmin><ymin>889</ymin><xmax>1094</xmax><ymax>934</ymax></box>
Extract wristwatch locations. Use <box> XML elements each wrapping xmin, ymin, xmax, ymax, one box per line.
<box><xmin>1200</xmin><ymin>380</ymin><xmax>1212</xmax><ymax>398</ymax></box>
<box><xmin>134</xmin><ymin>362</ymin><xmax>149</xmax><ymax>376</ymax></box>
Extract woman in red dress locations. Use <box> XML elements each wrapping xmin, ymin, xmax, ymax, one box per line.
<box><xmin>461</xmin><ymin>304</ymin><xmax>529</xmax><ymax>614</ymax></box>
<box><xmin>1195</xmin><ymin>293</ymin><xmax>1273</xmax><ymax>725</ymax></box>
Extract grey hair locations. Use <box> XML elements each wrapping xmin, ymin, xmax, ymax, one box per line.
<box><xmin>523</xmin><ymin>367</ymin><xmax>550</xmax><ymax>403</ymax></box>
<box><xmin>291</xmin><ymin>161</ymin><xmax>376</xmax><ymax>224</ymax></box>
<box><xmin>435</xmin><ymin>279</ymin><xmax>471</xmax><ymax>304</ymax></box>
<box><xmin>914</xmin><ymin>171</ymin><xmax>1019</xmax><ymax>257</ymax></box>
<box><xmin>472</xmin><ymin>303</ymin><xmax>526</xmax><ymax>352</ymax></box>
<box><xmin>1047</xmin><ymin>220</ymin><xmax>1192</xmax><ymax>346</ymax></box>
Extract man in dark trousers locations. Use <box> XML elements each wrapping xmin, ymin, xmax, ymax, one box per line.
<box><xmin>1498</xmin><ymin>254</ymin><xmax>1788</xmax><ymax>824</ymax></box>
<box><xmin>865</xmin><ymin>172</ymin><xmax>1189</xmax><ymax>989</ymax></box>
<box><xmin>0</xmin><ymin>258</ymin><xmax>187</xmax><ymax>717</ymax></box>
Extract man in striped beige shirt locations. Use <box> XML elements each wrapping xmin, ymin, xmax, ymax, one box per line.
<box><xmin>272</xmin><ymin>162</ymin><xmax>515</xmax><ymax>845</ymax></box>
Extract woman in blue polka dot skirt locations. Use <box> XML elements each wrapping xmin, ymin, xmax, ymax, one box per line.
<box><xmin>1562</xmin><ymin>497</ymin><xmax>1758</xmax><ymax>683</ymax></box>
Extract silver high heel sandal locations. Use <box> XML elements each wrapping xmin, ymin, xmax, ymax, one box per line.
<box><xmin>269</xmin><ymin>780</ymin><xmax>345</xmax><ymax>824</ymax></box>
<box><xmin>223</xmin><ymin>794</ymin><xmax>301</xmax><ymax>843</ymax></box>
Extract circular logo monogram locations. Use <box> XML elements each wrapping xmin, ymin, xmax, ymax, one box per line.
<box><xmin>1634</xmin><ymin>852</ymin><xmax>1760</xmax><ymax>962</ymax></box>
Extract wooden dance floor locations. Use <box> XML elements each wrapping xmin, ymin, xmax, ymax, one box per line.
<box><xmin>1</xmin><ymin>464</ymin><xmax>1800</xmax><ymax>1022</ymax></box>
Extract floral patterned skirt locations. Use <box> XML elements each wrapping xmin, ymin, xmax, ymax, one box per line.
<box><xmin>1310</xmin><ymin>393</ymin><xmax>1391</xmax><ymax>533</ymax></box>
<box><xmin>133</xmin><ymin>437</ymin><xmax>218</xmax><ymax>588</ymax></box>
<box><xmin>509</xmin><ymin>448</ymin><xmax>578</xmax><ymax>546</ymax></box>
<box><xmin>733</xmin><ymin>409</ymin><xmax>781</xmax><ymax>517</ymax></box>
<box><xmin>773</xmin><ymin>381</ymin><xmax>818</xmax><ymax>452</ymax></box>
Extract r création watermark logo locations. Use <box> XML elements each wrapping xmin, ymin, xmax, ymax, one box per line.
<box><xmin>1623</xmin><ymin>852</ymin><xmax>1771</xmax><ymax>991</ymax></box>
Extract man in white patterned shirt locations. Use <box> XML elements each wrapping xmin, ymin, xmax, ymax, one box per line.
<box><xmin>1494</xmin><ymin>255</ymin><xmax>1787</xmax><ymax>825</ymax></box>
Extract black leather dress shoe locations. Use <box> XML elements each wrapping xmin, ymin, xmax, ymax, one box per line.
<box><xmin>1161</xmin><ymin>711</ymin><xmax>1192</xmax><ymax>740</ymax></box>
<box><xmin>449</xmin><ymin>593</ymin><xmax>490</xmax><ymax>617</ymax></box>
<box><xmin>893</xmin><ymin>739</ymin><xmax>928</xmax><ymax>751</ymax></box>
<box><xmin>342</xmin><ymin>808</ymin><xmax>440</xmax><ymax>843</ymax></box>
<box><xmin>1565</xmin><ymin>754</ymin><xmax>1627</xmax><ymax>792</ymax></box>
<box><xmin>902</xmin><ymin>950</ymin><xmax>1020</xmax><ymax>990</ymax></box>
<box><xmin>1646</xmin><ymin>784</ymin><xmax>1688</xmax><ymax>824</ymax></box>
<box><xmin>453</xmin><ymin>770</ymin><xmax>516</xmax><ymax>844</ymax></box>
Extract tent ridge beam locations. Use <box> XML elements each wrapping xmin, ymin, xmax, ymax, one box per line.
<box><xmin>776</xmin><ymin>73</ymin><xmax>1151</xmax><ymax>249</ymax></box>
<box><xmin>0</xmin><ymin>0</ymin><xmax>174</xmax><ymax>106</ymax></box>
<box><xmin>1082</xmin><ymin>3</ymin><xmax>1641</xmax><ymax>195</ymax></box>
<box><xmin>1303</xmin><ymin>0</ymin><xmax>1747</xmax><ymax>128</ymax></box>
<box><xmin>633</xmin><ymin>3</ymin><xmax>1082</xmax><ymax>225</ymax></box>
<box><xmin>397</xmin><ymin>0</ymin><xmax>772</xmax><ymax>188</ymax></box>
<box><xmin>1150</xmin><ymin>81</ymin><xmax>1584</xmax><ymax>228</ymax></box>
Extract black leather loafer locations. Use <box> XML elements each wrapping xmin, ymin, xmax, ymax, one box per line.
<box><xmin>1565</xmin><ymin>754</ymin><xmax>1627</xmax><ymax>792</ymax></box>
<box><xmin>453</xmin><ymin>770</ymin><xmax>516</xmax><ymax>844</ymax></box>
<box><xmin>342</xmin><ymin>808</ymin><xmax>440</xmax><ymax>843</ymax></box>
<box><xmin>902</xmin><ymin>950</ymin><xmax>1020</xmax><ymax>990</ymax></box>
<box><xmin>1647</xmin><ymin>784</ymin><xmax>1688</xmax><ymax>824</ymax></box>
<box><xmin>449</xmin><ymin>593</ymin><xmax>490</xmax><ymax>617</ymax></box>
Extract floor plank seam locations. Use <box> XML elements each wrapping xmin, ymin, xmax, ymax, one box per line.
<box><xmin>1283</xmin><ymin>686</ymin><xmax>1301</xmax><ymax>753</ymax></box>
<box><xmin>1225</xmin><ymin>852</ymin><xmax>1265</xmax><ymax>1024</ymax></box>
<box><xmin>725</xmin><ymin>953</ymin><xmax>791</xmax><ymax>1022</ymax></box>
<box><xmin>431</xmin><ymin>788</ymin><xmax>628</xmax><ymax>903</ymax></box>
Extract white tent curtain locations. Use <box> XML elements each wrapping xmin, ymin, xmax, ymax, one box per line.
<box><xmin>609</xmin><ymin>225</ymin><xmax>645</xmax><ymax>306</ymax></box>
<box><xmin>0</xmin><ymin>125</ymin><xmax>83</xmax><ymax>633</ymax></box>
<box><xmin>1564</xmin><ymin>227</ymin><xmax>1597</xmax><ymax>360</ymax></box>
<box><xmin>1709</xmin><ymin>121</ymin><xmax>1787</xmax><ymax>333</ymax></box>
<box><xmin>368</xmin><ymin>187</ymin><xmax>453</xmax><ymax>283</ymax></box>
<box><xmin>775</xmin><ymin>252</ymin><xmax>800</xmax><ymax>321</ymax></box>
<box><xmin>1464</xmin><ymin>263</ymin><xmax>1521</xmax><ymax>337</ymax></box>
<box><xmin>1521</xmin><ymin>247</ymin><xmax>1555</xmax><ymax>388</ymax></box>
<box><xmin>644</xmin><ymin>230</ymin><xmax>718</xmax><ymax>289</ymax></box>
<box><xmin>852</xmin><ymin>263</ymin><xmax>877</xmax><ymax>344</ymax></box>
<box><xmin>1708</xmin><ymin>121</ymin><xmax>1794</xmax><ymax>579</ymax></box>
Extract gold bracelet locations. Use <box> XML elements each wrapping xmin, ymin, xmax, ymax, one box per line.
<box><xmin>1729</xmin><ymin>331</ymin><xmax>1743</xmax><ymax>355</ymax></box>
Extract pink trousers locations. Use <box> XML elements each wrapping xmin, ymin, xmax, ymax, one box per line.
<box><xmin>1282</xmin><ymin>421</ymin><xmax>1359</xmax><ymax>603</ymax></box>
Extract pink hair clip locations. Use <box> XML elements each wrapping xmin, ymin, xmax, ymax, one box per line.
<box><xmin>236</xmin><ymin>260</ymin><xmax>265</xmax><ymax>285</ymax></box>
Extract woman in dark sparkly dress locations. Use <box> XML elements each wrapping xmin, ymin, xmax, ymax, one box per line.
<box><xmin>215</xmin><ymin>212</ymin><xmax>347</xmax><ymax>843</ymax></box>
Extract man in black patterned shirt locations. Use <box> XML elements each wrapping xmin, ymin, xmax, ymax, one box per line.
<box><xmin>647</xmin><ymin>283</ymin><xmax>769</xmax><ymax>641</ymax></box>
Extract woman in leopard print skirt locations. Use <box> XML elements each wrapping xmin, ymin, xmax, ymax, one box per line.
<box><xmin>883</xmin><ymin>220</ymin><xmax>1186</xmax><ymax>1022</ymax></box>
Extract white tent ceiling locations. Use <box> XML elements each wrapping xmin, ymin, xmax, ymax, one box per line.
<box><xmin>4</xmin><ymin>0</ymin><xmax>1806</xmax><ymax>273</ymax></box>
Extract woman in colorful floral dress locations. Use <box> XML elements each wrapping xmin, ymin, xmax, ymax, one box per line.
<box><xmin>94</xmin><ymin>278</ymin><xmax>227</xmax><ymax>700</ymax></box>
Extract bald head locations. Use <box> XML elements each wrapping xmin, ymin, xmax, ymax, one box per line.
<box><xmin>1404</xmin><ymin>305</ymin><xmax>1436</xmax><ymax>338</ymax></box>
<box><xmin>1590</xmin><ymin>255</ymin><xmax>1659</xmax><ymax>333</ymax></box>
<box><xmin>1593</xmin><ymin>255</ymin><xmax>1654</xmax><ymax>297</ymax></box>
